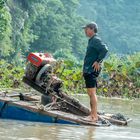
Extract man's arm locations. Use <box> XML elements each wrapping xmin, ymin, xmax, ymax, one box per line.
<box><xmin>92</xmin><ymin>38</ymin><xmax>108</xmax><ymax>72</ymax></box>
<box><xmin>95</xmin><ymin>38</ymin><xmax>108</xmax><ymax>63</ymax></box>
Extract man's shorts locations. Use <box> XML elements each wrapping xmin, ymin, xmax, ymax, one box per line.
<box><xmin>83</xmin><ymin>70</ymin><xmax>101</xmax><ymax>88</ymax></box>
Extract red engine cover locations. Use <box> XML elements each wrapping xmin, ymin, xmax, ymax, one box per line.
<box><xmin>27</xmin><ymin>53</ymin><xmax>56</xmax><ymax>67</ymax></box>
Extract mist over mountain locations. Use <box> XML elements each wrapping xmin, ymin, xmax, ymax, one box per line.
<box><xmin>78</xmin><ymin>0</ymin><xmax>140</xmax><ymax>54</ymax></box>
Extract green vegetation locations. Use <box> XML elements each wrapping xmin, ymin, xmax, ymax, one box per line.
<box><xmin>98</xmin><ymin>53</ymin><xmax>140</xmax><ymax>98</ymax></box>
<box><xmin>0</xmin><ymin>52</ymin><xmax>140</xmax><ymax>98</ymax></box>
<box><xmin>0</xmin><ymin>0</ymin><xmax>140</xmax><ymax>98</ymax></box>
<box><xmin>0</xmin><ymin>0</ymin><xmax>12</xmax><ymax>57</ymax></box>
<box><xmin>0</xmin><ymin>60</ymin><xmax>24</xmax><ymax>88</ymax></box>
<box><xmin>0</xmin><ymin>0</ymin><xmax>86</xmax><ymax>64</ymax></box>
<box><xmin>78</xmin><ymin>0</ymin><xmax>140</xmax><ymax>54</ymax></box>
<box><xmin>2</xmin><ymin>0</ymin><xmax>140</xmax><ymax>62</ymax></box>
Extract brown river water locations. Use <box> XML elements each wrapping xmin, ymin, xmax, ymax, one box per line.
<box><xmin>0</xmin><ymin>95</ymin><xmax>140</xmax><ymax>140</ymax></box>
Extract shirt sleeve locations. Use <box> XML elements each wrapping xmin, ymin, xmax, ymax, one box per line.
<box><xmin>94</xmin><ymin>38</ymin><xmax>108</xmax><ymax>63</ymax></box>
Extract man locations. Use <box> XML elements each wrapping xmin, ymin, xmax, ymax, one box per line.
<box><xmin>82</xmin><ymin>22</ymin><xmax>108</xmax><ymax>122</ymax></box>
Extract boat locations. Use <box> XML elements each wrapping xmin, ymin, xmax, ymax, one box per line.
<box><xmin>0</xmin><ymin>91</ymin><xmax>107</xmax><ymax>126</ymax></box>
<box><xmin>0</xmin><ymin>89</ymin><xmax>131</xmax><ymax>127</ymax></box>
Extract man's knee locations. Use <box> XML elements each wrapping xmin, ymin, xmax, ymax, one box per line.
<box><xmin>87</xmin><ymin>88</ymin><xmax>96</xmax><ymax>96</ymax></box>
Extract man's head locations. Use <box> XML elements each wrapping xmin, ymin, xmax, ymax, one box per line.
<box><xmin>82</xmin><ymin>22</ymin><xmax>98</xmax><ymax>37</ymax></box>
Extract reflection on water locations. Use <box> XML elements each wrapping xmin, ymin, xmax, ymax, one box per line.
<box><xmin>0</xmin><ymin>96</ymin><xmax>140</xmax><ymax>140</ymax></box>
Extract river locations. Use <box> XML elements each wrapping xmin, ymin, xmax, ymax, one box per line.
<box><xmin>0</xmin><ymin>95</ymin><xmax>139</xmax><ymax>140</ymax></box>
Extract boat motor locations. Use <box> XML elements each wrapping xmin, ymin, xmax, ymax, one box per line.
<box><xmin>24</xmin><ymin>52</ymin><xmax>63</xmax><ymax>104</ymax></box>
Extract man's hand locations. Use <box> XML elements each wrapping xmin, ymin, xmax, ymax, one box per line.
<box><xmin>92</xmin><ymin>61</ymin><xmax>100</xmax><ymax>72</ymax></box>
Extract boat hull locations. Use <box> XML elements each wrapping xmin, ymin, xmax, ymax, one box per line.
<box><xmin>0</xmin><ymin>92</ymin><xmax>131</xmax><ymax>126</ymax></box>
<box><xmin>0</xmin><ymin>99</ymin><xmax>77</xmax><ymax>125</ymax></box>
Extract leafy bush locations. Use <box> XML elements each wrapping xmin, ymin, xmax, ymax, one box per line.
<box><xmin>54</xmin><ymin>53</ymin><xmax>140</xmax><ymax>98</ymax></box>
<box><xmin>98</xmin><ymin>53</ymin><xmax>140</xmax><ymax>98</ymax></box>
<box><xmin>0</xmin><ymin>52</ymin><xmax>140</xmax><ymax>98</ymax></box>
<box><xmin>0</xmin><ymin>60</ymin><xmax>24</xmax><ymax>88</ymax></box>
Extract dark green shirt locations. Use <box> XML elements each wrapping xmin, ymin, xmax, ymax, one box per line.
<box><xmin>83</xmin><ymin>34</ymin><xmax>108</xmax><ymax>73</ymax></box>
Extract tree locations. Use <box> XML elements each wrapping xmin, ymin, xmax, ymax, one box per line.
<box><xmin>78</xmin><ymin>0</ymin><xmax>140</xmax><ymax>54</ymax></box>
<box><xmin>0</xmin><ymin>0</ymin><xmax>12</xmax><ymax>58</ymax></box>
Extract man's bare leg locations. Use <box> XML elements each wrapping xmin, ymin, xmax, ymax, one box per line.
<box><xmin>87</xmin><ymin>88</ymin><xmax>98</xmax><ymax>121</ymax></box>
